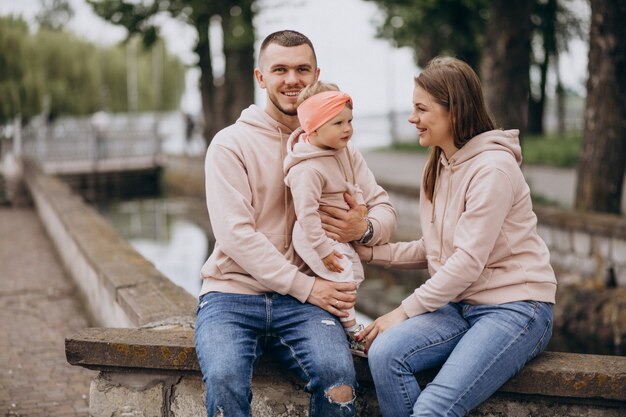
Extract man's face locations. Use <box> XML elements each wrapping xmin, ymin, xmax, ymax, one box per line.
<box><xmin>255</xmin><ymin>43</ymin><xmax>320</xmax><ymax>121</ymax></box>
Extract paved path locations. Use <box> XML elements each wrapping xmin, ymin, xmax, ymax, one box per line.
<box><xmin>0</xmin><ymin>207</ymin><xmax>95</xmax><ymax>417</ymax></box>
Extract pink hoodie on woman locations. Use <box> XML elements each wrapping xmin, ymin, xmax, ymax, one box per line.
<box><xmin>360</xmin><ymin>129</ymin><xmax>557</xmax><ymax>317</ymax></box>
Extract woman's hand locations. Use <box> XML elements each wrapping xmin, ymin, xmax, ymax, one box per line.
<box><xmin>356</xmin><ymin>306</ymin><xmax>409</xmax><ymax>352</ymax></box>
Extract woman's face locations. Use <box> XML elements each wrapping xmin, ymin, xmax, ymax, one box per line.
<box><xmin>408</xmin><ymin>85</ymin><xmax>456</xmax><ymax>158</ymax></box>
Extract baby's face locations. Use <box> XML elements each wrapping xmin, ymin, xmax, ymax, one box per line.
<box><xmin>309</xmin><ymin>105</ymin><xmax>353</xmax><ymax>150</ymax></box>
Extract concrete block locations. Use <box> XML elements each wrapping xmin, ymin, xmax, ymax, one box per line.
<box><xmin>592</xmin><ymin>236</ymin><xmax>612</xmax><ymax>260</ymax></box>
<box><xmin>611</xmin><ymin>238</ymin><xmax>626</xmax><ymax>264</ymax></box>
<box><xmin>572</xmin><ymin>231</ymin><xmax>591</xmax><ymax>256</ymax></box>
<box><xmin>89</xmin><ymin>372</ymin><xmax>166</xmax><ymax>417</ymax></box>
<box><xmin>171</xmin><ymin>376</ymin><xmax>206</xmax><ymax>417</ymax></box>
<box><xmin>552</xmin><ymin>229</ymin><xmax>572</xmax><ymax>253</ymax></box>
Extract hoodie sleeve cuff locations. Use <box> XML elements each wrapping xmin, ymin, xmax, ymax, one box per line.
<box><xmin>315</xmin><ymin>241</ymin><xmax>336</xmax><ymax>260</ymax></box>
<box><xmin>401</xmin><ymin>295</ymin><xmax>429</xmax><ymax>318</ymax></box>
<box><xmin>289</xmin><ymin>272</ymin><xmax>316</xmax><ymax>303</ymax></box>
<box><xmin>370</xmin><ymin>244</ymin><xmax>392</xmax><ymax>266</ymax></box>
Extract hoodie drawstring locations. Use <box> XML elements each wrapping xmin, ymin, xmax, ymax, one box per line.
<box><xmin>437</xmin><ymin>162</ymin><xmax>454</xmax><ymax>261</ymax></box>
<box><xmin>430</xmin><ymin>162</ymin><xmax>441</xmax><ymax>223</ymax></box>
<box><xmin>278</xmin><ymin>127</ymin><xmax>289</xmax><ymax>249</ymax></box>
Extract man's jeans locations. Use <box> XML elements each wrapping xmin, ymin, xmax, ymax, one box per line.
<box><xmin>368</xmin><ymin>301</ymin><xmax>553</xmax><ymax>417</ymax></box>
<box><xmin>194</xmin><ymin>292</ymin><xmax>357</xmax><ymax>417</ymax></box>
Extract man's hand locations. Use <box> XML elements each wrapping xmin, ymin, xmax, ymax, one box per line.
<box><xmin>306</xmin><ymin>277</ymin><xmax>357</xmax><ymax>317</ymax></box>
<box><xmin>356</xmin><ymin>306</ymin><xmax>409</xmax><ymax>352</ymax></box>
<box><xmin>319</xmin><ymin>192</ymin><xmax>368</xmax><ymax>243</ymax></box>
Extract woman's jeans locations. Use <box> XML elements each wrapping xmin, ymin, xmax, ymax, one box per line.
<box><xmin>368</xmin><ymin>301</ymin><xmax>553</xmax><ymax>417</ymax></box>
<box><xmin>194</xmin><ymin>292</ymin><xmax>357</xmax><ymax>417</ymax></box>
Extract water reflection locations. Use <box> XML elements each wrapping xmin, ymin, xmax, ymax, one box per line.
<box><xmin>99</xmin><ymin>198</ymin><xmax>207</xmax><ymax>297</ymax></box>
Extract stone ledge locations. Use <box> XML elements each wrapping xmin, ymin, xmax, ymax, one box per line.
<box><xmin>23</xmin><ymin>159</ymin><xmax>196</xmax><ymax>328</ymax></box>
<box><xmin>66</xmin><ymin>327</ymin><xmax>626</xmax><ymax>403</ymax></box>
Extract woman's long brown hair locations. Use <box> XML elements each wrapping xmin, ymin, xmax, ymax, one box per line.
<box><xmin>418</xmin><ymin>57</ymin><xmax>496</xmax><ymax>201</ymax></box>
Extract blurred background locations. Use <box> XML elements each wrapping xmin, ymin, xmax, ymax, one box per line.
<box><xmin>0</xmin><ymin>0</ymin><xmax>590</xmax><ymax>149</ymax></box>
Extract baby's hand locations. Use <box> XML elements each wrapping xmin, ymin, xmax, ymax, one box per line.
<box><xmin>323</xmin><ymin>251</ymin><xmax>345</xmax><ymax>273</ymax></box>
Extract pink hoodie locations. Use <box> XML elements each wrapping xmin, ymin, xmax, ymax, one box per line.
<box><xmin>200</xmin><ymin>105</ymin><xmax>397</xmax><ymax>302</ymax></box>
<box><xmin>360</xmin><ymin>129</ymin><xmax>557</xmax><ymax>317</ymax></box>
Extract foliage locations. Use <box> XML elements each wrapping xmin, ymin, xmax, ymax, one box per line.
<box><xmin>87</xmin><ymin>0</ymin><xmax>257</xmax><ymax>142</ymax></box>
<box><xmin>0</xmin><ymin>15</ymin><xmax>185</xmax><ymax>123</ymax></box>
<box><xmin>521</xmin><ymin>131</ymin><xmax>582</xmax><ymax>167</ymax></box>
<box><xmin>363</xmin><ymin>0</ymin><xmax>489</xmax><ymax>69</ymax></box>
<box><xmin>0</xmin><ymin>17</ymin><xmax>43</xmax><ymax>123</ymax></box>
<box><xmin>35</xmin><ymin>0</ymin><xmax>74</xmax><ymax>31</ymax></box>
<box><xmin>365</xmin><ymin>0</ymin><xmax>585</xmax><ymax>72</ymax></box>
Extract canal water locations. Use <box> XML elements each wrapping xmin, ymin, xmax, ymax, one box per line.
<box><xmin>98</xmin><ymin>196</ymin><xmax>376</xmax><ymax>324</ymax></box>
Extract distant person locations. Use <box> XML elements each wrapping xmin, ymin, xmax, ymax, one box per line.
<box><xmin>355</xmin><ymin>56</ymin><xmax>557</xmax><ymax>416</ymax></box>
<box><xmin>90</xmin><ymin>111</ymin><xmax>110</xmax><ymax>160</ymax></box>
<box><xmin>194</xmin><ymin>30</ymin><xmax>397</xmax><ymax>416</ymax></box>
<box><xmin>183</xmin><ymin>112</ymin><xmax>195</xmax><ymax>154</ymax></box>
<box><xmin>1</xmin><ymin>151</ymin><xmax>25</xmax><ymax>206</ymax></box>
<box><xmin>284</xmin><ymin>81</ymin><xmax>385</xmax><ymax>356</ymax></box>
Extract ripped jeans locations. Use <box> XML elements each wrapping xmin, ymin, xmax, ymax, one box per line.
<box><xmin>194</xmin><ymin>292</ymin><xmax>357</xmax><ymax>417</ymax></box>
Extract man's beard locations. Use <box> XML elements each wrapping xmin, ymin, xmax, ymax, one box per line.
<box><xmin>269</xmin><ymin>93</ymin><xmax>297</xmax><ymax>116</ymax></box>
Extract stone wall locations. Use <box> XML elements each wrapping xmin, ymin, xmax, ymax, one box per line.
<box><xmin>22</xmin><ymin>159</ymin><xmax>626</xmax><ymax>416</ymax></box>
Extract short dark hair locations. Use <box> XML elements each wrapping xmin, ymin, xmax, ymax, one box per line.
<box><xmin>259</xmin><ymin>30</ymin><xmax>317</xmax><ymax>66</ymax></box>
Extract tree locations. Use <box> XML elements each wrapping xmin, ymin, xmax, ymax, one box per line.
<box><xmin>87</xmin><ymin>0</ymin><xmax>256</xmax><ymax>145</ymax></box>
<box><xmin>0</xmin><ymin>15</ymin><xmax>184</xmax><ymax>124</ymax></box>
<box><xmin>527</xmin><ymin>0</ymin><xmax>586</xmax><ymax>135</ymax></box>
<box><xmin>364</xmin><ymin>0</ymin><xmax>489</xmax><ymax>69</ymax></box>
<box><xmin>35</xmin><ymin>0</ymin><xmax>74</xmax><ymax>31</ymax></box>
<box><xmin>480</xmin><ymin>0</ymin><xmax>532</xmax><ymax>132</ymax></box>
<box><xmin>365</xmin><ymin>0</ymin><xmax>585</xmax><ymax>135</ymax></box>
<box><xmin>575</xmin><ymin>0</ymin><xmax>626</xmax><ymax>214</ymax></box>
<box><xmin>0</xmin><ymin>17</ymin><xmax>43</xmax><ymax>124</ymax></box>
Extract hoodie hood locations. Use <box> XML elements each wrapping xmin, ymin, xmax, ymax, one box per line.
<box><xmin>446</xmin><ymin>129</ymin><xmax>522</xmax><ymax>167</ymax></box>
<box><xmin>237</xmin><ymin>104</ymin><xmax>295</xmax><ymax>138</ymax></box>
<box><xmin>283</xmin><ymin>126</ymin><xmax>344</xmax><ymax>174</ymax></box>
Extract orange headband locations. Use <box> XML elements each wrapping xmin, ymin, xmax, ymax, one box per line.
<box><xmin>297</xmin><ymin>91</ymin><xmax>353</xmax><ymax>135</ymax></box>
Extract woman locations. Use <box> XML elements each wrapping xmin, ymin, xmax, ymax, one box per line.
<box><xmin>356</xmin><ymin>56</ymin><xmax>557</xmax><ymax>417</ymax></box>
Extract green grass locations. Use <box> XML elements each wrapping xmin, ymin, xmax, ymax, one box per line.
<box><xmin>521</xmin><ymin>132</ymin><xmax>582</xmax><ymax>167</ymax></box>
<box><xmin>386</xmin><ymin>131</ymin><xmax>583</xmax><ymax>168</ymax></box>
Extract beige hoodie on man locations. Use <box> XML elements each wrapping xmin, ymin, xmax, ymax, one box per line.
<box><xmin>200</xmin><ymin>105</ymin><xmax>396</xmax><ymax>302</ymax></box>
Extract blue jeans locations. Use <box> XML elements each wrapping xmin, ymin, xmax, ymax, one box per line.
<box><xmin>368</xmin><ymin>301</ymin><xmax>553</xmax><ymax>417</ymax></box>
<box><xmin>194</xmin><ymin>292</ymin><xmax>357</xmax><ymax>417</ymax></box>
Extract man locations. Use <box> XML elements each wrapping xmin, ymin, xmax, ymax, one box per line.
<box><xmin>194</xmin><ymin>30</ymin><xmax>396</xmax><ymax>417</ymax></box>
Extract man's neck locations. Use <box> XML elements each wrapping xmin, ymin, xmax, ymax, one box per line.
<box><xmin>265</xmin><ymin>106</ymin><xmax>300</xmax><ymax>131</ymax></box>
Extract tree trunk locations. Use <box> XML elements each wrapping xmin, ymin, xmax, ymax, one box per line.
<box><xmin>221</xmin><ymin>4</ymin><xmax>255</xmax><ymax>126</ymax></box>
<box><xmin>575</xmin><ymin>0</ymin><xmax>626</xmax><ymax>214</ymax></box>
<box><xmin>194</xmin><ymin>18</ymin><xmax>216</xmax><ymax>146</ymax></box>
<box><xmin>480</xmin><ymin>0</ymin><xmax>532</xmax><ymax>135</ymax></box>
<box><xmin>527</xmin><ymin>43</ymin><xmax>550</xmax><ymax>135</ymax></box>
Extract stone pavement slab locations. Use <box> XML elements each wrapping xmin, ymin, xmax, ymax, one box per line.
<box><xmin>0</xmin><ymin>206</ymin><xmax>95</xmax><ymax>416</ymax></box>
